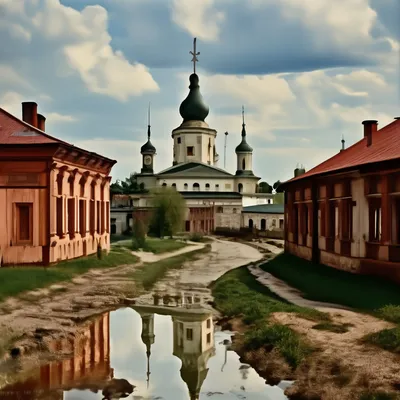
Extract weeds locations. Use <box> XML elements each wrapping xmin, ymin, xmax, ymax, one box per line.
<box><xmin>312</xmin><ymin>322</ymin><xmax>354</xmax><ymax>333</ymax></box>
<box><xmin>363</xmin><ymin>327</ymin><xmax>400</xmax><ymax>353</ymax></box>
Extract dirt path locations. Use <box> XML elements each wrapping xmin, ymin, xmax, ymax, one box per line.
<box><xmin>248</xmin><ymin>258</ymin><xmax>400</xmax><ymax>399</ymax></box>
<box><xmin>131</xmin><ymin>240</ymin><xmax>205</xmax><ymax>263</ymax></box>
<box><xmin>135</xmin><ymin>238</ymin><xmax>263</xmax><ymax>308</ymax></box>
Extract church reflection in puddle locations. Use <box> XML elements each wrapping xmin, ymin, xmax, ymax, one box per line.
<box><xmin>0</xmin><ymin>306</ymin><xmax>290</xmax><ymax>399</ymax></box>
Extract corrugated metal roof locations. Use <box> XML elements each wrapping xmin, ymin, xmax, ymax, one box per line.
<box><xmin>242</xmin><ymin>204</ymin><xmax>284</xmax><ymax>214</ymax></box>
<box><xmin>285</xmin><ymin>119</ymin><xmax>400</xmax><ymax>184</ymax></box>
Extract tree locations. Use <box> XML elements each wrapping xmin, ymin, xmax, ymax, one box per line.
<box><xmin>258</xmin><ymin>181</ymin><xmax>273</xmax><ymax>193</ymax></box>
<box><xmin>148</xmin><ymin>187</ymin><xmax>186</xmax><ymax>238</ymax></box>
<box><xmin>110</xmin><ymin>173</ymin><xmax>147</xmax><ymax>196</ymax></box>
<box><xmin>273</xmin><ymin>180</ymin><xmax>284</xmax><ymax>193</ymax></box>
<box><xmin>132</xmin><ymin>216</ymin><xmax>147</xmax><ymax>250</ymax></box>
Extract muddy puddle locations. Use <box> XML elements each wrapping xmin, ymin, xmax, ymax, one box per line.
<box><xmin>0</xmin><ymin>306</ymin><xmax>291</xmax><ymax>399</ymax></box>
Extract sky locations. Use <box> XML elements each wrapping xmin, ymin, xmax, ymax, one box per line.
<box><xmin>0</xmin><ymin>0</ymin><xmax>399</xmax><ymax>184</ymax></box>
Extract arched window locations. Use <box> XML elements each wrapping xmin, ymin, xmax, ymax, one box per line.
<box><xmin>242</xmin><ymin>158</ymin><xmax>246</xmax><ymax>170</ymax></box>
<box><xmin>205</xmin><ymin>183</ymin><xmax>210</xmax><ymax>191</ymax></box>
<box><xmin>162</xmin><ymin>182</ymin><xmax>167</xmax><ymax>187</ymax></box>
<box><xmin>233</xmin><ymin>208</ymin><xmax>237</xmax><ymax>214</ymax></box>
<box><xmin>193</xmin><ymin>183</ymin><xmax>200</xmax><ymax>191</ymax></box>
<box><xmin>215</xmin><ymin>184</ymin><xmax>219</xmax><ymax>191</ymax></box>
<box><xmin>217</xmin><ymin>206</ymin><xmax>223</xmax><ymax>213</ymax></box>
<box><xmin>249</xmin><ymin>219</ymin><xmax>254</xmax><ymax>229</ymax></box>
<box><xmin>184</xmin><ymin>183</ymin><xmax>188</xmax><ymax>190</ymax></box>
<box><xmin>238</xmin><ymin>183</ymin><xmax>243</xmax><ymax>193</ymax></box>
<box><xmin>261</xmin><ymin>219</ymin><xmax>266</xmax><ymax>230</ymax></box>
<box><xmin>268</xmin><ymin>199</ymin><xmax>271</xmax><ymax>204</ymax></box>
<box><xmin>172</xmin><ymin>183</ymin><xmax>177</xmax><ymax>189</ymax></box>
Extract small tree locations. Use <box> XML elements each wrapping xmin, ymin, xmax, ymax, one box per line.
<box><xmin>258</xmin><ymin>181</ymin><xmax>273</xmax><ymax>193</ymax></box>
<box><xmin>148</xmin><ymin>187</ymin><xmax>186</xmax><ymax>238</ymax></box>
<box><xmin>273</xmin><ymin>180</ymin><xmax>284</xmax><ymax>193</ymax></box>
<box><xmin>132</xmin><ymin>216</ymin><xmax>147</xmax><ymax>250</ymax></box>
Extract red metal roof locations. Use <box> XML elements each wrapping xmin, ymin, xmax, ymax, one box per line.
<box><xmin>0</xmin><ymin>107</ymin><xmax>71</xmax><ymax>145</ymax></box>
<box><xmin>286</xmin><ymin>119</ymin><xmax>400</xmax><ymax>184</ymax></box>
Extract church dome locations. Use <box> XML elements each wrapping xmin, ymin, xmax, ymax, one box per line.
<box><xmin>141</xmin><ymin>139</ymin><xmax>156</xmax><ymax>154</ymax></box>
<box><xmin>235</xmin><ymin>139</ymin><xmax>253</xmax><ymax>153</ymax></box>
<box><xmin>179</xmin><ymin>74</ymin><xmax>209</xmax><ymax>122</ymax></box>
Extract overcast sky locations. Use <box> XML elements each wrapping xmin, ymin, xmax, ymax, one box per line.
<box><xmin>0</xmin><ymin>0</ymin><xmax>399</xmax><ymax>184</ymax></box>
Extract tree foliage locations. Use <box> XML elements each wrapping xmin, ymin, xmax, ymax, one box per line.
<box><xmin>258</xmin><ymin>181</ymin><xmax>273</xmax><ymax>194</ymax></box>
<box><xmin>273</xmin><ymin>180</ymin><xmax>284</xmax><ymax>193</ymax></box>
<box><xmin>110</xmin><ymin>173</ymin><xmax>147</xmax><ymax>195</ymax></box>
<box><xmin>132</xmin><ymin>217</ymin><xmax>147</xmax><ymax>250</ymax></box>
<box><xmin>148</xmin><ymin>187</ymin><xmax>186</xmax><ymax>238</ymax></box>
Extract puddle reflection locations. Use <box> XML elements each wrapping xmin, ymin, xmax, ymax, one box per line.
<box><xmin>0</xmin><ymin>307</ymin><xmax>290</xmax><ymax>399</ymax></box>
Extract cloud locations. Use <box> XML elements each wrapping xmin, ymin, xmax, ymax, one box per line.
<box><xmin>0</xmin><ymin>0</ymin><xmax>159</xmax><ymax>102</ymax></box>
<box><xmin>46</xmin><ymin>112</ymin><xmax>77</xmax><ymax>123</ymax></box>
<box><xmin>171</xmin><ymin>0</ymin><xmax>224</xmax><ymax>41</ymax></box>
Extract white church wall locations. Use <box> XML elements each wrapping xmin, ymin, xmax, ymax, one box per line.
<box><xmin>158</xmin><ymin>177</ymin><xmax>236</xmax><ymax>192</ymax></box>
<box><xmin>236</xmin><ymin>153</ymin><xmax>253</xmax><ymax>172</ymax></box>
<box><xmin>242</xmin><ymin>194</ymin><xmax>274</xmax><ymax>207</ymax></box>
<box><xmin>234</xmin><ymin>177</ymin><xmax>259</xmax><ymax>194</ymax></box>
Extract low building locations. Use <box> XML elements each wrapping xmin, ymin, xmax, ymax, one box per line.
<box><xmin>281</xmin><ymin>118</ymin><xmax>400</xmax><ymax>283</ymax></box>
<box><xmin>0</xmin><ymin>102</ymin><xmax>116</xmax><ymax>266</ymax></box>
<box><xmin>242</xmin><ymin>204</ymin><xmax>284</xmax><ymax>232</ymax></box>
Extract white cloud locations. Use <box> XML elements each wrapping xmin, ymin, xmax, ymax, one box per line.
<box><xmin>2</xmin><ymin>0</ymin><xmax>159</xmax><ymax>101</ymax></box>
<box><xmin>171</xmin><ymin>0</ymin><xmax>224</xmax><ymax>41</ymax></box>
<box><xmin>46</xmin><ymin>112</ymin><xmax>77</xmax><ymax>123</ymax></box>
<box><xmin>0</xmin><ymin>65</ymin><xmax>32</xmax><ymax>88</ymax></box>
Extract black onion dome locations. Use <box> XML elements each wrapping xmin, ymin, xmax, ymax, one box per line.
<box><xmin>141</xmin><ymin>140</ymin><xmax>156</xmax><ymax>153</ymax></box>
<box><xmin>141</xmin><ymin>125</ymin><xmax>156</xmax><ymax>154</ymax></box>
<box><xmin>179</xmin><ymin>74</ymin><xmax>209</xmax><ymax>122</ymax></box>
<box><xmin>235</xmin><ymin>121</ymin><xmax>253</xmax><ymax>153</ymax></box>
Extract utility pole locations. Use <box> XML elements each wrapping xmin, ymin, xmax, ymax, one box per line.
<box><xmin>224</xmin><ymin>131</ymin><xmax>228</xmax><ymax>169</ymax></box>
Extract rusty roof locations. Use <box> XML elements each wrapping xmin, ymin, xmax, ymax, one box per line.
<box><xmin>284</xmin><ymin>118</ymin><xmax>400</xmax><ymax>184</ymax></box>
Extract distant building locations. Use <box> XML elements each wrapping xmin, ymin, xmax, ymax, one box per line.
<box><xmin>281</xmin><ymin>118</ymin><xmax>400</xmax><ymax>283</ymax></box>
<box><xmin>242</xmin><ymin>204</ymin><xmax>284</xmax><ymax>232</ymax></box>
<box><xmin>0</xmin><ymin>102</ymin><xmax>116</xmax><ymax>266</ymax></box>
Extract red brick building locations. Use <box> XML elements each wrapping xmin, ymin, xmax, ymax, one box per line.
<box><xmin>281</xmin><ymin>117</ymin><xmax>400</xmax><ymax>283</ymax></box>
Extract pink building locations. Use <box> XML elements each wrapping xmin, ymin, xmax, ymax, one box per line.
<box><xmin>0</xmin><ymin>102</ymin><xmax>116</xmax><ymax>266</ymax></box>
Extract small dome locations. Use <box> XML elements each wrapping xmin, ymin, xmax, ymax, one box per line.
<box><xmin>141</xmin><ymin>140</ymin><xmax>156</xmax><ymax>154</ymax></box>
<box><xmin>179</xmin><ymin>74</ymin><xmax>209</xmax><ymax>122</ymax></box>
<box><xmin>235</xmin><ymin>139</ymin><xmax>253</xmax><ymax>153</ymax></box>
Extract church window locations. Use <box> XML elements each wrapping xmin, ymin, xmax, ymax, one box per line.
<box><xmin>207</xmin><ymin>333</ymin><xmax>211</xmax><ymax>344</ymax></box>
<box><xmin>215</xmin><ymin>184</ymin><xmax>219</xmax><ymax>191</ymax></box>
<box><xmin>279</xmin><ymin>219</ymin><xmax>284</xmax><ymax>229</ymax></box>
<box><xmin>268</xmin><ymin>199</ymin><xmax>271</xmax><ymax>204</ymax></box>
<box><xmin>205</xmin><ymin>183</ymin><xmax>210</xmax><ymax>191</ymax></box>
<box><xmin>242</xmin><ymin>158</ymin><xmax>246</xmax><ymax>170</ymax></box>
<box><xmin>207</xmin><ymin>318</ymin><xmax>211</xmax><ymax>328</ymax></box>
<box><xmin>233</xmin><ymin>208</ymin><xmax>237</xmax><ymax>214</ymax></box>
<box><xmin>187</xmin><ymin>146</ymin><xmax>194</xmax><ymax>156</ymax></box>
<box><xmin>184</xmin><ymin>183</ymin><xmax>188</xmax><ymax>190</ymax></box>
<box><xmin>261</xmin><ymin>219</ymin><xmax>266</xmax><ymax>230</ymax></box>
<box><xmin>217</xmin><ymin>206</ymin><xmax>223</xmax><ymax>213</ymax></box>
<box><xmin>186</xmin><ymin>328</ymin><xmax>193</xmax><ymax>341</ymax></box>
<box><xmin>193</xmin><ymin>183</ymin><xmax>200</xmax><ymax>191</ymax></box>
<box><xmin>238</xmin><ymin>183</ymin><xmax>243</xmax><ymax>193</ymax></box>
<box><xmin>172</xmin><ymin>183</ymin><xmax>177</xmax><ymax>189</ymax></box>
<box><xmin>177</xmin><ymin>137</ymin><xmax>181</xmax><ymax>144</ymax></box>
<box><xmin>249</xmin><ymin>219</ymin><xmax>254</xmax><ymax>229</ymax></box>
<box><xmin>162</xmin><ymin>183</ymin><xmax>167</xmax><ymax>187</ymax></box>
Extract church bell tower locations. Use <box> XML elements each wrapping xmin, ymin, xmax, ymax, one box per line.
<box><xmin>141</xmin><ymin>103</ymin><xmax>156</xmax><ymax>174</ymax></box>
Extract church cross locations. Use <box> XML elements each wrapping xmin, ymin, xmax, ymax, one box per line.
<box><xmin>189</xmin><ymin>37</ymin><xmax>200</xmax><ymax>73</ymax></box>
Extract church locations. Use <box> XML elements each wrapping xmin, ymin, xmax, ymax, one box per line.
<box><xmin>130</xmin><ymin>39</ymin><xmax>277</xmax><ymax>233</ymax></box>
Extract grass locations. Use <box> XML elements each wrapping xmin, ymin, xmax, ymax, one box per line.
<box><xmin>363</xmin><ymin>327</ymin><xmax>400</xmax><ymax>353</ymax></box>
<box><xmin>132</xmin><ymin>245</ymin><xmax>211</xmax><ymax>290</ymax></box>
<box><xmin>359</xmin><ymin>392</ymin><xmax>400</xmax><ymax>400</ymax></box>
<box><xmin>261</xmin><ymin>253</ymin><xmax>400</xmax><ymax>312</ymax></box>
<box><xmin>115</xmin><ymin>237</ymin><xmax>188</xmax><ymax>254</ymax></box>
<box><xmin>110</xmin><ymin>233</ymin><xmax>131</xmax><ymax>243</ymax></box>
<box><xmin>211</xmin><ymin>266</ymin><xmax>330</xmax><ymax>368</ymax></box>
<box><xmin>312</xmin><ymin>322</ymin><xmax>354</xmax><ymax>333</ymax></box>
<box><xmin>0</xmin><ymin>247</ymin><xmax>138</xmax><ymax>303</ymax></box>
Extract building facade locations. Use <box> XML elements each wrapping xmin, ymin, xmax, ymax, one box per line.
<box><xmin>242</xmin><ymin>204</ymin><xmax>284</xmax><ymax>231</ymax></box>
<box><xmin>282</xmin><ymin>118</ymin><xmax>400</xmax><ymax>283</ymax></box>
<box><xmin>0</xmin><ymin>102</ymin><xmax>116</xmax><ymax>266</ymax></box>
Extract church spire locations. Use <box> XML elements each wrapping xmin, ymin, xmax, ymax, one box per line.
<box><xmin>235</xmin><ymin>106</ymin><xmax>253</xmax><ymax>153</ymax></box>
<box><xmin>141</xmin><ymin>102</ymin><xmax>156</xmax><ymax>155</ymax></box>
<box><xmin>147</xmin><ymin>102</ymin><xmax>151</xmax><ymax>141</ymax></box>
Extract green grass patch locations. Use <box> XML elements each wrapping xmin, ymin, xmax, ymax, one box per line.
<box><xmin>377</xmin><ymin>305</ymin><xmax>400</xmax><ymax>324</ymax></box>
<box><xmin>110</xmin><ymin>233</ymin><xmax>131</xmax><ymax>243</ymax></box>
<box><xmin>312</xmin><ymin>322</ymin><xmax>353</xmax><ymax>333</ymax></box>
<box><xmin>363</xmin><ymin>327</ymin><xmax>400</xmax><ymax>353</ymax></box>
<box><xmin>132</xmin><ymin>245</ymin><xmax>211</xmax><ymax>290</ymax></box>
<box><xmin>261</xmin><ymin>253</ymin><xmax>400</xmax><ymax>312</ymax></box>
<box><xmin>0</xmin><ymin>248</ymin><xmax>138</xmax><ymax>303</ymax></box>
<box><xmin>116</xmin><ymin>237</ymin><xmax>188</xmax><ymax>254</ymax></box>
<box><xmin>211</xmin><ymin>266</ymin><xmax>330</xmax><ymax>368</ymax></box>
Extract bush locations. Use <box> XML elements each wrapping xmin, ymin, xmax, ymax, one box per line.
<box><xmin>188</xmin><ymin>232</ymin><xmax>204</xmax><ymax>242</ymax></box>
<box><xmin>378</xmin><ymin>305</ymin><xmax>400</xmax><ymax>324</ymax></box>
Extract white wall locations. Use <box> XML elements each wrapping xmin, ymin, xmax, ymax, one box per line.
<box><xmin>242</xmin><ymin>194</ymin><xmax>274</xmax><ymax>207</ymax></box>
<box><xmin>158</xmin><ymin>177</ymin><xmax>236</xmax><ymax>192</ymax></box>
<box><xmin>233</xmin><ymin>177</ymin><xmax>259</xmax><ymax>194</ymax></box>
<box><xmin>236</xmin><ymin>153</ymin><xmax>253</xmax><ymax>172</ymax></box>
